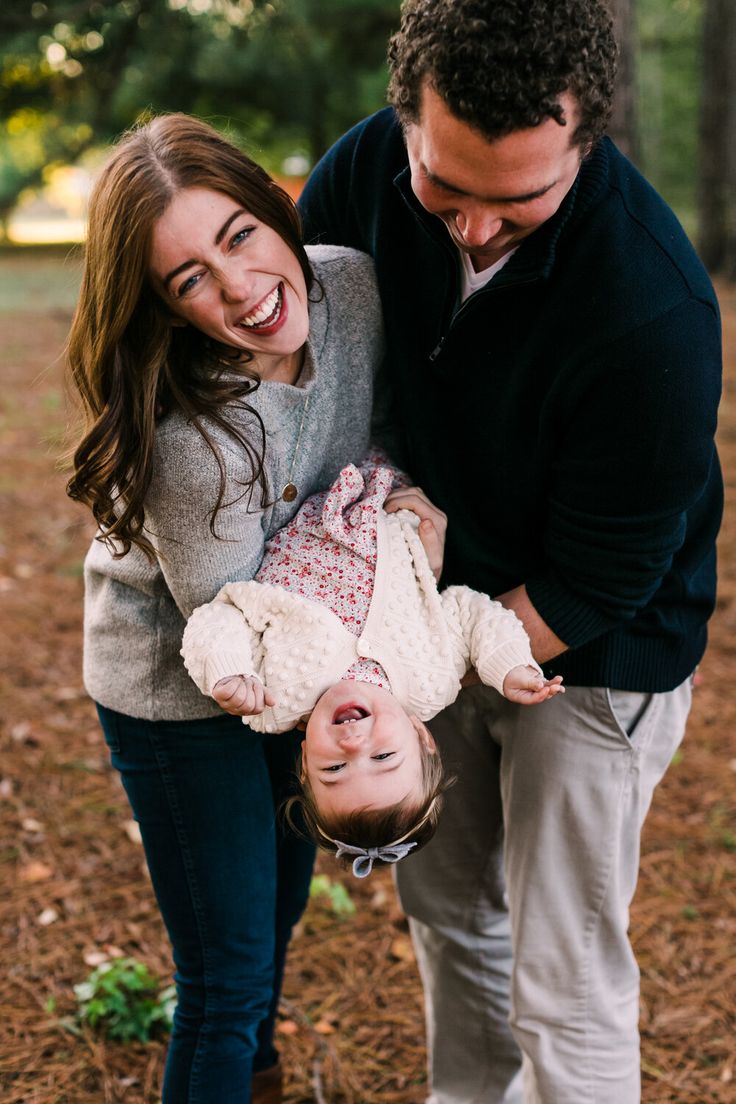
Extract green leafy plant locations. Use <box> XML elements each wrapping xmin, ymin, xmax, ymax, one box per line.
<box><xmin>74</xmin><ymin>957</ymin><xmax>176</xmax><ymax>1042</ymax></box>
<box><xmin>309</xmin><ymin>874</ymin><xmax>355</xmax><ymax>916</ymax></box>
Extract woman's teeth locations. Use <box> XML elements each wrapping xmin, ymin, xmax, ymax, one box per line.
<box><xmin>240</xmin><ymin>285</ymin><xmax>281</xmax><ymax>328</ymax></box>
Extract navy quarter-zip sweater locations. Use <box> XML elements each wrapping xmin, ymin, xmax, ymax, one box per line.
<box><xmin>299</xmin><ymin>108</ymin><xmax>723</xmax><ymax>692</ymax></box>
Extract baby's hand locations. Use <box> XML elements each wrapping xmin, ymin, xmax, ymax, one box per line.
<box><xmin>212</xmin><ymin>675</ymin><xmax>275</xmax><ymax>716</ymax></box>
<box><xmin>502</xmin><ymin>665</ymin><xmax>564</xmax><ymax>705</ymax></box>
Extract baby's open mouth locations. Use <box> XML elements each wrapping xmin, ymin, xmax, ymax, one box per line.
<box><xmin>333</xmin><ymin>706</ymin><xmax>370</xmax><ymax>725</ymax></box>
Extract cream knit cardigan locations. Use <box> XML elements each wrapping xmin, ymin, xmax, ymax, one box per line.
<box><xmin>182</xmin><ymin>506</ymin><xmax>540</xmax><ymax>733</ymax></box>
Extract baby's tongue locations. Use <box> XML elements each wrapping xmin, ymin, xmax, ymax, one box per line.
<box><xmin>334</xmin><ymin>706</ymin><xmax>366</xmax><ymax>724</ymax></box>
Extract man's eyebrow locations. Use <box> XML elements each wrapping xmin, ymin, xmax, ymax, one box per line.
<box><xmin>423</xmin><ymin>167</ymin><xmax>557</xmax><ymax>204</ymax></box>
<box><xmin>317</xmin><ymin>762</ymin><xmax>403</xmax><ymax>787</ymax></box>
<box><xmin>163</xmin><ymin>208</ymin><xmax>247</xmax><ymax>289</ymax></box>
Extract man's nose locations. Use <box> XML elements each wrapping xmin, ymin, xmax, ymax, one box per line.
<box><xmin>454</xmin><ymin>206</ymin><xmax>503</xmax><ymax>247</ymax></box>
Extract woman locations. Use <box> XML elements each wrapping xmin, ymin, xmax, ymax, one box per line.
<box><xmin>66</xmin><ymin>113</ymin><xmax>384</xmax><ymax>1103</ymax></box>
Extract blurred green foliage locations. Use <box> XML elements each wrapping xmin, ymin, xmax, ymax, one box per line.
<box><xmin>0</xmin><ymin>0</ymin><xmax>400</xmax><ymax>224</ymax></box>
<box><xmin>0</xmin><ymin>0</ymin><xmax>711</xmax><ymax>232</ymax></box>
<box><xmin>637</xmin><ymin>0</ymin><xmax>703</xmax><ymax>232</ymax></box>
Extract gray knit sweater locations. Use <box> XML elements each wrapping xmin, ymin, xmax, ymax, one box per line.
<box><xmin>83</xmin><ymin>246</ymin><xmax>383</xmax><ymax>720</ymax></box>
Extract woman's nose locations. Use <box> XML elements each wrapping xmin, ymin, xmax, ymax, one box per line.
<box><xmin>219</xmin><ymin>267</ymin><xmax>253</xmax><ymax>304</ymax></box>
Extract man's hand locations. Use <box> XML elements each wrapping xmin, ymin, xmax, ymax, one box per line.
<box><xmin>502</xmin><ymin>665</ymin><xmax>564</xmax><ymax>705</ymax></box>
<box><xmin>212</xmin><ymin>675</ymin><xmax>275</xmax><ymax>716</ymax></box>
<box><xmin>384</xmin><ymin>485</ymin><xmax>447</xmax><ymax>581</ymax></box>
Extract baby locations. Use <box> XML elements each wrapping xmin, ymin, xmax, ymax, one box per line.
<box><xmin>182</xmin><ymin>457</ymin><xmax>563</xmax><ymax>876</ymax></box>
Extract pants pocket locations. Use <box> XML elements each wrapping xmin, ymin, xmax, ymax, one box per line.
<box><xmin>604</xmin><ymin>687</ymin><xmax>657</xmax><ymax>744</ymax></box>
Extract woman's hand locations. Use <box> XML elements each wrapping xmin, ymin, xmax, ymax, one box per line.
<box><xmin>502</xmin><ymin>665</ymin><xmax>564</xmax><ymax>705</ymax></box>
<box><xmin>384</xmin><ymin>485</ymin><xmax>448</xmax><ymax>581</ymax></box>
<box><xmin>212</xmin><ymin>674</ymin><xmax>275</xmax><ymax>716</ymax></box>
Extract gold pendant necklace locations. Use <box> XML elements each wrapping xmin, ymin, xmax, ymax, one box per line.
<box><xmin>281</xmin><ymin>391</ymin><xmax>311</xmax><ymax>502</ymax></box>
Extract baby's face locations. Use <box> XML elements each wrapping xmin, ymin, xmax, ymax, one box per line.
<box><xmin>302</xmin><ymin>681</ymin><xmax>435</xmax><ymax>818</ymax></box>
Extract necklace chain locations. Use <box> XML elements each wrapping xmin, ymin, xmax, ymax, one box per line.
<box><xmin>281</xmin><ymin>391</ymin><xmax>311</xmax><ymax>503</ymax></box>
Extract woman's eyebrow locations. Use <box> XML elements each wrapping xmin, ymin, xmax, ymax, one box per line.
<box><xmin>163</xmin><ymin>209</ymin><xmax>248</xmax><ymax>289</ymax></box>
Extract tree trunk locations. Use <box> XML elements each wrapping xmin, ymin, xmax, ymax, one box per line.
<box><xmin>698</xmin><ymin>0</ymin><xmax>736</xmax><ymax>279</ymax></box>
<box><xmin>607</xmin><ymin>0</ymin><xmax>639</xmax><ymax>163</ymax></box>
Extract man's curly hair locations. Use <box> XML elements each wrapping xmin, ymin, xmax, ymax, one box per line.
<box><xmin>388</xmin><ymin>0</ymin><xmax>617</xmax><ymax>150</ymax></box>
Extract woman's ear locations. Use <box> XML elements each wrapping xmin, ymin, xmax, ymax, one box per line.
<box><xmin>411</xmin><ymin>715</ymin><xmax>437</xmax><ymax>753</ymax></box>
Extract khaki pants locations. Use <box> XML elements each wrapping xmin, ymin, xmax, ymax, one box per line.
<box><xmin>396</xmin><ymin>680</ymin><xmax>692</xmax><ymax>1104</ymax></box>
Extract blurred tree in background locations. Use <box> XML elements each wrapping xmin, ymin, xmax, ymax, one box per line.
<box><xmin>698</xmin><ymin>0</ymin><xmax>736</xmax><ymax>279</ymax></box>
<box><xmin>0</xmin><ymin>0</ymin><xmax>398</xmax><ymax>231</ymax></box>
<box><xmin>0</xmin><ymin>0</ymin><xmax>734</xmax><ymax>275</ymax></box>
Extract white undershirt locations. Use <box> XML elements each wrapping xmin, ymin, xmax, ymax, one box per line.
<box><xmin>458</xmin><ymin>247</ymin><xmax>518</xmax><ymax>303</ymax></box>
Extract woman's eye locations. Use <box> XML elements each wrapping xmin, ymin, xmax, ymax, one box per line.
<box><xmin>230</xmin><ymin>226</ymin><xmax>255</xmax><ymax>248</ymax></box>
<box><xmin>372</xmin><ymin>752</ymin><xmax>395</xmax><ymax>761</ymax></box>
<box><xmin>177</xmin><ymin>273</ymin><xmax>202</xmax><ymax>298</ymax></box>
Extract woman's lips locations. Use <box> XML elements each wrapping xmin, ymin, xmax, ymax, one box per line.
<box><xmin>238</xmin><ymin>282</ymin><xmax>288</xmax><ymax>335</ymax></box>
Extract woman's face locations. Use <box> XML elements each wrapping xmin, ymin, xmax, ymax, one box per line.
<box><xmin>149</xmin><ymin>187</ymin><xmax>310</xmax><ymax>383</ymax></box>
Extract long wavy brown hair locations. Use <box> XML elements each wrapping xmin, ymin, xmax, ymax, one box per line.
<box><xmin>66</xmin><ymin>113</ymin><xmax>313</xmax><ymax>560</ymax></box>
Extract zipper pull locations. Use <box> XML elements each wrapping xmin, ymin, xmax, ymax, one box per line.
<box><xmin>429</xmin><ymin>337</ymin><xmax>445</xmax><ymax>363</ymax></box>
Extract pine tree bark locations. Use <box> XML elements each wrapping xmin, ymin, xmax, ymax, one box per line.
<box><xmin>698</xmin><ymin>0</ymin><xmax>736</xmax><ymax>279</ymax></box>
<box><xmin>607</xmin><ymin>0</ymin><xmax>639</xmax><ymax>163</ymax></box>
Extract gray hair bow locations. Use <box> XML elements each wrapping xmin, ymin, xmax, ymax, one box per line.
<box><xmin>334</xmin><ymin>840</ymin><xmax>417</xmax><ymax>878</ymax></box>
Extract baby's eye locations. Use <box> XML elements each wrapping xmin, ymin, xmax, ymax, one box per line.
<box><xmin>372</xmin><ymin>752</ymin><xmax>395</xmax><ymax>761</ymax></box>
<box><xmin>322</xmin><ymin>763</ymin><xmax>345</xmax><ymax>773</ymax></box>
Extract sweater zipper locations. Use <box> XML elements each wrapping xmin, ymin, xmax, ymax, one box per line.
<box><xmin>429</xmin><ymin>273</ymin><xmax>541</xmax><ymax>363</ymax></box>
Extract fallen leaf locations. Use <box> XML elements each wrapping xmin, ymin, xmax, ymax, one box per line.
<box><xmin>38</xmin><ymin>907</ymin><xmax>59</xmax><ymax>926</ymax></box>
<box><xmin>22</xmin><ymin>817</ymin><xmax>44</xmax><ymax>833</ymax></box>
<box><xmin>83</xmin><ymin>950</ymin><xmax>109</xmax><ymax>968</ymax></box>
<box><xmin>123</xmin><ymin>820</ymin><xmax>142</xmax><ymax>845</ymax></box>
<box><xmin>104</xmin><ymin>944</ymin><xmax>125</xmax><ymax>958</ymax></box>
<box><xmin>371</xmin><ymin>888</ymin><xmax>389</xmax><ymax>909</ymax></box>
<box><xmin>53</xmin><ymin>687</ymin><xmax>85</xmax><ymax>702</ymax></box>
<box><xmin>314</xmin><ymin>1018</ymin><xmax>336</xmax><ymax>1035</ymax></box>
<box><xmin>19</xmin><ymin>861</ymin><xmax>53</xmax><ymax>883</ymax></box>
<box><xmin>276</xmin><ymin>1019</ymin><xmax>299</xmax><ymax>1036</ymax></box>
<box><xmin>0</xmin><ymin>779</ymin><xmax>14</xmax><ymax>799</ymax></box>
<box><xmin>390</xmin><ymin>936</ymin><xmax>415</xmax><ymax>963</ymax></box>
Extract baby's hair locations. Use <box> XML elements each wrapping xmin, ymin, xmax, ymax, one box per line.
<box><xmin>285</xmin><ymin>726</ymin><xmax>452</xmax><ymax>871</ymax></box>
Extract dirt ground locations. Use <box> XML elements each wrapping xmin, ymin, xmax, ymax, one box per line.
<box><xmin>0</xmin><ymin>247</ymin><xmax>734</xmax><ymax>1104</ymax></box>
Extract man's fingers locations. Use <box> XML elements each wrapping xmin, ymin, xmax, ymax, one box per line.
<box><xmin>418</xmin><ymin>518</ymin><xmax>444</xmax><ymax>580</ymax></box>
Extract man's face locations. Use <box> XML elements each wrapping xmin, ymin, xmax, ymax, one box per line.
<box><xmin>405</xmin><ymin>83</ymin><xmax>585</xmax><ymax>271</ymax></box>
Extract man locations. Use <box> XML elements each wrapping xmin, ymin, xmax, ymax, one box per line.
<box><xmin>298</xmin><ymin>1</ymin><xmax>723</xmax><ymax>1100</ymax></box>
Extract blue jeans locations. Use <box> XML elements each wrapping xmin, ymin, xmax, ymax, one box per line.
<box><xmin>97</xmin><ymin>705</ymin><xmax>315</xmax><ymax>1104</ymax></box>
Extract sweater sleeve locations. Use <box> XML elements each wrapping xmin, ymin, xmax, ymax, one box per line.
<box><xmin>440</xmin><ymin>586</ymin><xmax>540</xmax><ymax>693</ymax></box>
<box><xmin>526</xmin><ymin>298</ymin><xmax>722</xmax><ymax>648</ymax></box>
<box><xmin>145</xmin><ymin>418</ymin><xmax>267</xmax><ymax>620</ymax></box>
<box><xmin>182</xmin><ymin>582</ymin><xmax>264</xmax><ymax>697</ymax></box>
